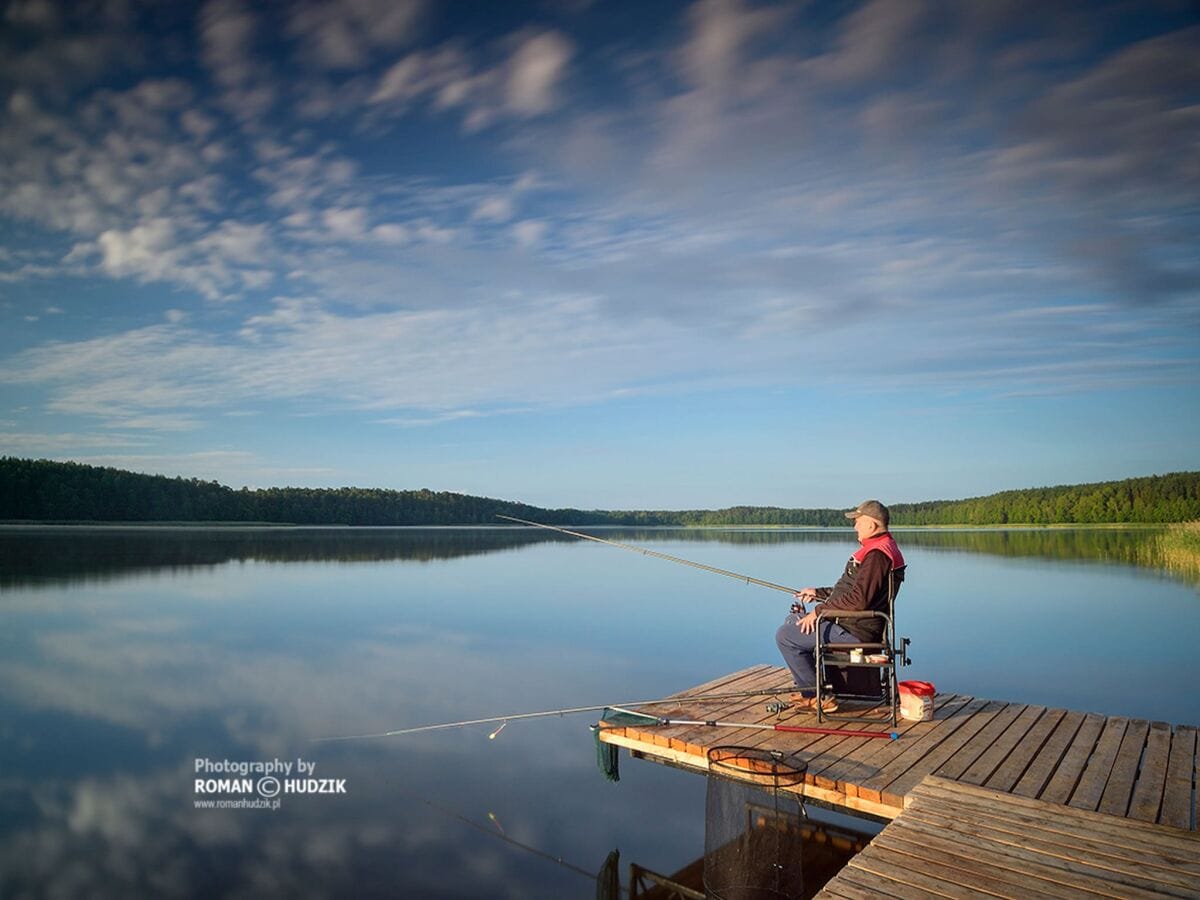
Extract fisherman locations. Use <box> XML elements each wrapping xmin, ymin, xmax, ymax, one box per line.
<box><xmin>775</xmin><ymin>500</ymin><xmax>905</xmax><ymax>712</ymax></box>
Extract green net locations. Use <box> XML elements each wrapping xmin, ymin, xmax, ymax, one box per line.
<box><xmin>591</xmin><ymin>707</ymin><xmax>662</xmax><ymax>781</ymax></box>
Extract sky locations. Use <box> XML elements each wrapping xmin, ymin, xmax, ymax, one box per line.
<box><xmin>0</xmin><ymin>0</ymin><xmax>1197</xmax><ymax>510</ymax></box>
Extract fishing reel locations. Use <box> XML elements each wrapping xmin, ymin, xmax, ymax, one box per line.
<box><xmin>765</xmin><ymin>699</ymin><xmax>791</xmax><ymax>714</ymax></box>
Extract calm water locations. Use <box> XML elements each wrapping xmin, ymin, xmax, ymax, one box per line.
<box><xmin>1</xmin><ymin>526</ymin><xmax>1197</xmax><ymax>898</ymax></box>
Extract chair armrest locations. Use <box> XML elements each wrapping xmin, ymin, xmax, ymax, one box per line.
<box><xmin>815</xmin><ymin>609</ymin><xmax>880</xmax><ymax>619</ymax></box>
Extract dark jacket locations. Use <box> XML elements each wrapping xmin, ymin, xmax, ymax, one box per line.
<box><xmin>812</xmin><ymin>548</ymin><xmax>904</xmax><ymax>643</ymax></box>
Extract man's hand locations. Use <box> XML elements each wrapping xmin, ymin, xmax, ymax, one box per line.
<box><xmin>797</xmin><ymin>610</ymin><xmax>818</xmax><ymax>634</ymax></box>
<box><xmin>795</xmin><ymin>588</ymin><xmax>819</xmax><ymax>603</ymax></box>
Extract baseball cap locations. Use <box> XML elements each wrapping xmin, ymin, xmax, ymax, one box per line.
<box><xmin>845</xmin><ymin>499</ymin><xmax>889</xmax><ymax>528</ymax></box>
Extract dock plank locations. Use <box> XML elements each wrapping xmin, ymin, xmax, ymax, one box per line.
<box><xmin>852</xmin><ymin>840</ymin><xmax>1068</xmax><ymax>899</ymax></box>
<box><xmin>1128</xmin><ymin>721</ymin><xmax>1172</xmax><ymax>823</ymax></box>
<box><xmin>958</xmin><ymin>703</ymin><xmax>1047</xmax><ymax>787</ymax></box>
<box><xmin>1012</xmin><ymin>709</ymin><xmax>1085</xmax><ymax>799</ymax></box>
<box><xmin>1070</xmin><ymin>715</ymin><xmax>1130</xmax><ymax>811</ymax></box>
<box><xmin>933</xmin><ymin>702</ymin><xmax>1026</xmax><ymax>781</ymax></box>
<box><xmin>1039</xmin><ymin>711</ymin><xmax>1105</xmax><ymax>805</ymax></box>
<box><xmin>1160</xmin><ymin>725</ymin><xmax>1196</xmax><ymax>830</ymax></box>
<box><xmin>833</xmin><ymin>865</ymin><xmax>934</xmax><ymax>900</ymax></box>
<box><xmin>817</xmin><ymin>776</ymin><xmax>1200</xmax><ymax>899</ymax></box>
<box><xmin>897</xmin><ymin>804</ymin><xmax>1200</xmax><ymax>890</ymax></box>
<box><xmin>854</xmin><ymin>697</ymin><xmax>996</xmax><ymax>805</ymax></box>
<box><xmin>597</xmin><ymin>664</ymin><xmax>771</xmax><ymax>745</ymax></box>
<box><xmin>643</xmin><ymin>666</ymin><xmax>787</xmax><ymax>753</ymax></box>
<box><xmin>985</xmin><ymin>706</ymin><xmax>1067</xmax><ymax>793</ymax></box>
<box><xmin>1098</xmin><ymin>718</ymin><xmax>1151</xmax><ymax>818</ymax></box>
<box><xmin>808</xmin><ymin>694</ymin><xmax>965</xmax><ymax>792</ymax></box>
<box><xmin>913</xmin><ymin>776</ymin><xmax>1200</xmax><ymax>857</ymax></box>
<box><xmin>882</xmin><ymin>813</ymin><xmax>1186</xmax><ymax>899</ymax></box>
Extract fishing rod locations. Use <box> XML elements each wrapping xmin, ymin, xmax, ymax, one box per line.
<box><xmin>604</xmin><ymin>706</ymin><xmax>899</xmax><ymax>741</ymax></box>
<box><xmin>312</xmin><ymin>685</ymin><xmax>796</xmax><ymax>742</ymax></box>
<box><xmin>496</xmin><ymin>515</ymin><xmax>804</xmax><ymax>598</ymax></box>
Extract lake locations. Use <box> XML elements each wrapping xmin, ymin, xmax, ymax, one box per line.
<box><xmin>1</xmin><ymin>525</ymin><xmax>1197</xmax><ymax>898</ymax></box>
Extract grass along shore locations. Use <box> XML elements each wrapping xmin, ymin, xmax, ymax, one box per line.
<box><xmin>1138</xmin><ymin>521</ymin><xmax>1200</xmax><ymax>583</ymax></box>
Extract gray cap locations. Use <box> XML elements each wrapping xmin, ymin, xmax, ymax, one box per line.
<box><xmin>845</xmin><ymin>499</ymin><xmax>889</xmax><ymax>528</ymax></box>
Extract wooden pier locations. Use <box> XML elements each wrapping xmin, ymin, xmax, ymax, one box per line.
<box><xmin>817</xmin><ymin>776</ymin><xmax>1200</xmax><ymax>898</ymax></box>
<box><xmin>596</xmin><ymin>664</ymin><xmax>1199</xmax><ymax>829</ymax></box>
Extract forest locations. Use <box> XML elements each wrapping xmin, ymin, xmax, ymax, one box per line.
<box><xmin>2</xmin><ymin>457</ymin><xmax>1198</xmax><ymax>526</ymax></box>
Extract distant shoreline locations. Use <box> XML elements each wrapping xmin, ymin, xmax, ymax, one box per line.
<box><xmin>0</xmin><ymin>520</ymin><xmax>1170</xmax><ymax>530</ymax></box>
<box><xmin>4</xmin><ymin>458</ymin><xmax>1199</xmax><ymax>527</ymax></box>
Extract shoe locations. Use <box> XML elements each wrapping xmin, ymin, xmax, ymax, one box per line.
<box><xmin>790</xmin><ymin>694</ymin><xmax>838</xmax><ymax>713</ymax></box>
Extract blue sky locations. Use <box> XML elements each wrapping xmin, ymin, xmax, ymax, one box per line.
<box><xmin>0</xmin><ymin>0</ymin><xmax>1197</xmax><ymax>509</ymax></box>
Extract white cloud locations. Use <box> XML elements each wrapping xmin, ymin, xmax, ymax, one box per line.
<box><xmin>511</xmin><ymin>219</ymin><xmax>547</xmax><ymax>249</ymax></box>
<box><xmin>97</xmin><ymin>219</ymin><xmax>180</xmax><ymax>279</ymax></box>
<box><xmin>286</xmin><ymin>0</ymin><xmax>425</xmax><ymax>70</ymax></box>
<box><xmin>368</xmin><ymin>27</ymin><xmax>573</xmax><ymax>131</ymax></box>
<box><xmin>371</xmin><ymin>223</ymin><xmax>410</xmax><ymax>244</ymax></box>
<box><xmin>504</xmin><ymin>30</ymin><xmax>574</xmax><ymax>115</ymax></box>
<box><xmin>817</xmin><ymin>0</ymin><xmax>930</xmax><ymax>83</ymax></box>
<box><xmin>198</xmin><ymin>220</ymin><xmax>270</xmax><ymax>265</ymax></box>
<box><xmin>471</xmin><ymin>195</ymin><xmax>515</xmax><ymax>223</ymax></box>
<box><xmin>0</xmin><ymin>431</ymin><xmax>151</xmax><ymax>454</ymax></box>
<box><xmin>199</xmin><ymin>0</ymin><xmax>276</xmax><ymax>122</ymax></box>
<box><xmin>321</xmin><ymin>206</ymin><xmax>369</xmax><ymax>239</ymax></box>
<box><xmin>677</xmin><ymin>0</ymin><xmax>786</xmax><ymax>90</ymax></box>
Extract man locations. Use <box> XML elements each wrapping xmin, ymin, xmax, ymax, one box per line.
<box><xmin>775</xmin><ymin>500</ymin><xmax>905</xmax><ymax>712</ymax></box>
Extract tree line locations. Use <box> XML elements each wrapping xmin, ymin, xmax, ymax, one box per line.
<box><xmin>2</xmin><ymin>457</ymin><xmax>1198</xmax><ymax>526</ymax></box>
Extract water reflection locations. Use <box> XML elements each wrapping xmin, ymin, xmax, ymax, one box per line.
<box><xmin>0</xmin><ymin>523</ymin><xmax>1181</xmax><ymax>591</ymax></box>
<box><xmin>0</xmin><ymin>527</ymin><xmax>1195</xmax><ymax>898</ymax></box>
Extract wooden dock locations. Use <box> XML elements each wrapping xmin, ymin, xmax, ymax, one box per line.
<box><xmin>596</xmin><ymin>664</ymin><xmax>1199</xmax><ymax>829</ymax></box>
<box><xmin>816</xmin><ymin>776</ymin><xmax>1200</xmax><ymax>898</ymax></box>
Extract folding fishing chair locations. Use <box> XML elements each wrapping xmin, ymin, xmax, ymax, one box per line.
<box><xmin>813</xmin><ymin>567</ymin><xmax>910</xmax><ymax>726</ymax></box>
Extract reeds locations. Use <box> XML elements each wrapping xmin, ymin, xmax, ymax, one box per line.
<box><xmin>1137</xmin><ymin>521</ymin><xmax>1200</xmax><ymax>585</ymax></box>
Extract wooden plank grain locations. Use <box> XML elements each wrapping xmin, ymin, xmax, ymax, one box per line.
<box><xmin>1069</xmin><ymin>716</ymin><xmax>1129</xmax><ymax>811</ymax></box>
<box><xmin>1098</xmin><ymin>718</ymin><xmax>1150</xmax><ymax>818</ymax></box>
<box><xmin>934</xmin><ymin>702</ymin><xmax>1026</xmax><ymax>781</ymax></box>
<box><xmin>895</xmin><ymin>806</ymin><xmax>1200</xmax><ymax>892</ymax></box>
<box><xmin>867</xmin><ymin>830</ymin><xmax>1104</xmax><ymax>900</ymax></box>
<box><xmin>905</xmin><ymin>788</ymin><xmax>1200</xmax><ymax>872</ymax></box>
<box><xmin>611</xmin><ymin>665</ymin><xmax>779</xmax><ymax>750</ymax></box>
<box><xmin>1012</xmin><ymin>709</ymin><xmax>1085</xmax><ymax>799</ymax></box>
<box><xmin>1039</xmin><ymin>712</ymin><xmax>1105</xmax><ymax>806</ymax></box>
<box><xmin>985</xmin><ymin>706</ymin><xmax>1067</xmax><ymax>794</ymax></box>
<box><xmin>914</xmin><ymin>776</ymin><xmax>1200</xmax><ymax>856</ymax></box>
<box><xmin>1160</xmin><ymin>725</ymin><xmax>1197</xmax><ymax>830</ymax></box>
<box><xmin>659</xmin><ymin>667</ymin><xmax>792</xmax><ymax>753</ymax></box>
<box><xmin>853</xmin><ymin>698</ymin><xmax>996</xmax><ymax>805</ymax></box>
<box><xmin>849</xmin><ymin>843</ymin><xmax>1031</xmax><ymax>900</ymax></box>
<box><xmin>834</xmin><ymin>864</ymin><xmax>937</xmax><ymax>900</ymax></box>
<box><xmin>882</xmin><ymin>815</ymin><xmax>1186</xmax><ymax>899</ymax></box>
<box><xmin>1128</xmin><ymin>720</ymin><xmax>1172</xmax><ymax>824</ymax></box>
<box><xmin>958</xmin><ymin>703</ymin><xmax>1047</xmax><ymax>787</ymax></box>
<box><xmin>814</xmin><ymin>877</ymin><xmax>900</xmax><ymax>900</ymax></box>
<box><xmin>879</xmin><ymin>701</ymin><xmax>1013</xmax><ymax>807</ymax></box>
<box><xmin>808</xmin><ymin>695</ymin><xmax>963</xmax><ymax>793</ymax></box>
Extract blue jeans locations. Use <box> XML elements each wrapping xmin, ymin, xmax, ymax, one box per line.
<box><xmin>775</xmin><ymin>613</ymin><xmax>858</xmax><ymax>696</ymax></box>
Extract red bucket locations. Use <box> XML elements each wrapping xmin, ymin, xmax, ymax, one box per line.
<box><xmin>898</xmin><ymin>681</ymin><xmax>935</xmax><ymax>721</ymax></box>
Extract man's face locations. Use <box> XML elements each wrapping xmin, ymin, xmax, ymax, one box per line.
<box><xmin>854</xmin><ymin>515</ymin><xmax>883</xmax><ymax>541</ymax></box>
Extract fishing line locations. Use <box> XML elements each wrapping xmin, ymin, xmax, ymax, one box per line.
<box><xmin>496</xmin><ymin>515</ymin><xmax>804</xmax><ymax>598</ymax></box>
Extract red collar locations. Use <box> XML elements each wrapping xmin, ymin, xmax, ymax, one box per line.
<box><xmin>852</xmin><ymin>532</ymin><xmax>904</xmax><ymax>569</ymax></box>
